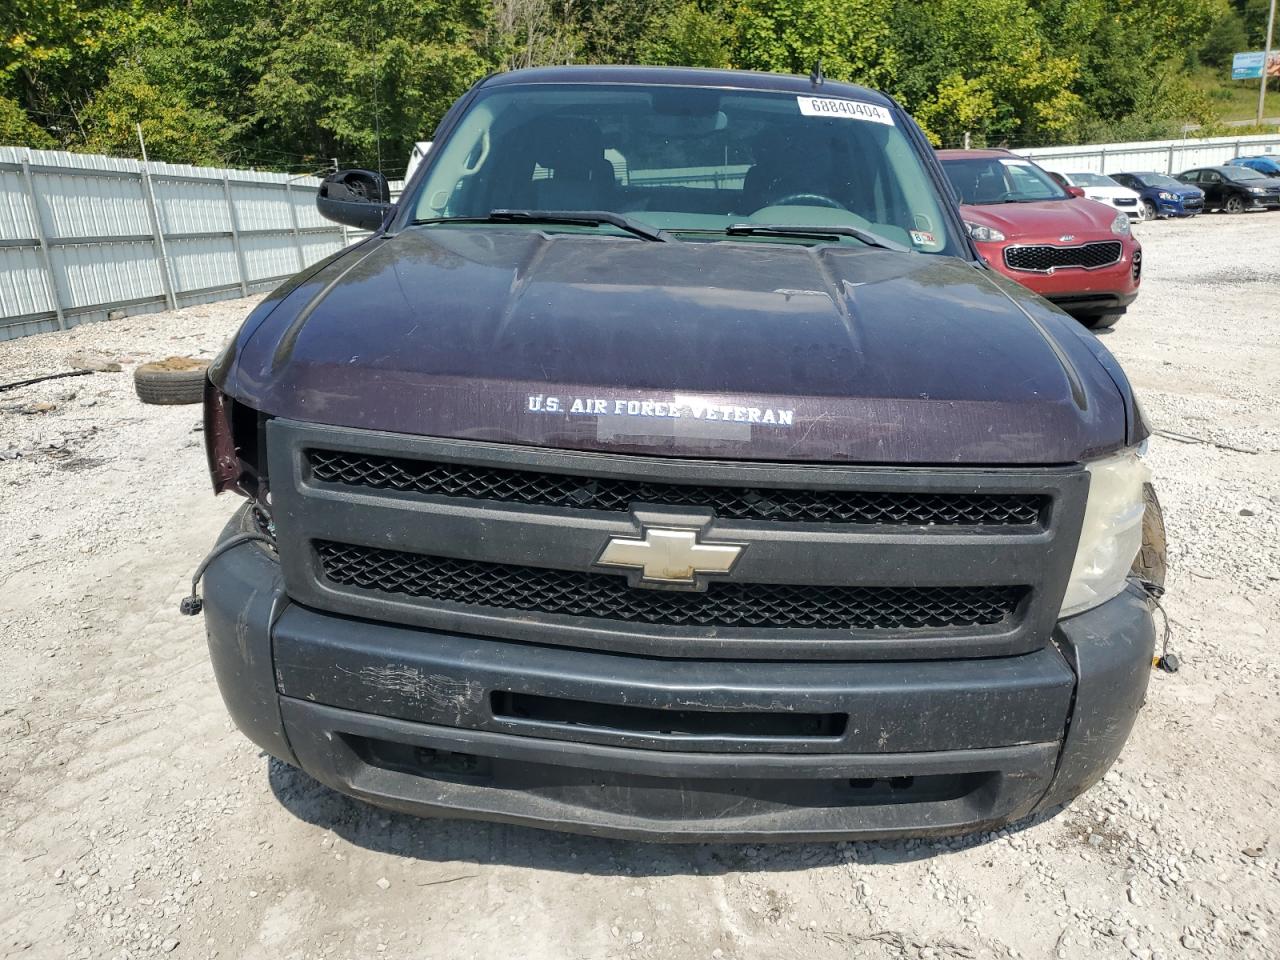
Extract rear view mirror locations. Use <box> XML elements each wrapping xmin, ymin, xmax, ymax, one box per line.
<box><xmin>1065</xmin><ymin>185</ymin><xmax>1086</xmax><ymax>198</ymax></box>
<box><xmin>317</xmin><ymin>169</ymin><xmax>392</xmax><ymax>230</ymax></box>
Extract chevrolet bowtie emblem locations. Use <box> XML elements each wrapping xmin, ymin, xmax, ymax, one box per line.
<box><xmin>596</xmin><ymin>526</ymin><xmax>744</xmax><ymax>588</ymax></box>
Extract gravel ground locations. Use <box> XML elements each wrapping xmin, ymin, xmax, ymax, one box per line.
<box><xmin>1</xmin><ymin>214</ymin><xmax>1278</xmax><ymax>960</ymax></box>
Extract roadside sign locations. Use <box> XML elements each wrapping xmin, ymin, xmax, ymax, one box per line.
<box><xmin>1233</xmin><ymin>50</ymin><xmax>1280</xmax><ymax>79</ymax></box>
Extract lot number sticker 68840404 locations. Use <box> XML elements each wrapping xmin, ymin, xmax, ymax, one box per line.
<box><xmin>796</xmin><ymin>97</ymin><xmax>894</xmax><ymax>125</ymax></box>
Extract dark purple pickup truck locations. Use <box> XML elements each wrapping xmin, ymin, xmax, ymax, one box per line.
<box><xmin>195</xmin><ymin>66</ymin><xmax>1164</xmax><ymax>842</ymax></box>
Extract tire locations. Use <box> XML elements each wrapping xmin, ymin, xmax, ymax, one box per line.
<box><xmin>133</xmin><ymin>357</ymin><xmax>209</xmax><ymax>405</ymax></box>
<box><xmin>1224</xmin><ymin>194</ymin><xmax>1245</xmax><ymax>214</ymax></box>
<box><xmin>1141</xmin><ymin>199</ymin><xmax>1158</xmax><ymax>220</ymax></box>
<box><xmin>1131</xmin><ymin>482</ymin><xmax>1166</xmax><ymax>589</ymax></box>
<box><xmin>1084</xmin><ymin>312</ymin><xmax>1123</xmax><ymax>330</ymax></box>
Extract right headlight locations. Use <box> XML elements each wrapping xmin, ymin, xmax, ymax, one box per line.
<box><xmin>964</xmin><ymin>221</ymin><xmax>1005</xmax><ymax>242</ymax></box>
<box><xmin>1060</xmin><ymin>448</ymin><xmax>1149</xmax><ymax>618</ymax></box>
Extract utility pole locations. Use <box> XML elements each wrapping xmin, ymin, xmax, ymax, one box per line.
<box><xmin>135</xmin><ymin>122</ymin><xmax>149</xmax><ymax>162</ymax></box>
<box><xmin>1260</xmin><ymin>0</ymin><xmax>1278</xmax><ymax>125</ymax></box>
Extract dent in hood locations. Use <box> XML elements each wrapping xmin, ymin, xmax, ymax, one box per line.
<box><xmin>221</xmin><ymin>226</ymin><xmax>1129</xmax><ymax>464</ymax></box>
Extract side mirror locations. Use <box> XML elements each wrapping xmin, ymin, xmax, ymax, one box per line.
<box><xmin>1065</xmin><ymin>185</ymin><xmax>1086</xmax><ymax>198</ymax></box>
<box><xmin>317</xmin><ymin>169</ymin><xmax>392</xmax><ymax>230</ymax></box>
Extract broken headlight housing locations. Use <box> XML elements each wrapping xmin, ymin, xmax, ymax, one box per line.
<box><xmin>1059</xmin><ymin>447</ymin><xmax>1149</xmax><ymax>618</ymax></box>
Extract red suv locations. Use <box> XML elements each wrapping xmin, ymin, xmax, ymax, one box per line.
<box><xmin>938</xmin><ymin>149</ymin><xmax>1141</xmax><ymax>329</ymax></box>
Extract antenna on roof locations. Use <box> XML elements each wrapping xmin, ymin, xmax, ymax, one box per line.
<box><xmin>810</xmin><ymin>58</ymin><xmax>824</xmax><ymax>86</ymax></box>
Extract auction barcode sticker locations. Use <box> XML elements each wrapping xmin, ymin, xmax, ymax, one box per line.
<box><xmin>796</xmin><ymin>97</ymin><xmax>894</xmax><ymax>125</ymax></box>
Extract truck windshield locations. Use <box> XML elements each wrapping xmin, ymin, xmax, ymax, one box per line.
<box><xmin>408</xmin><ymin>83</ymin><xmax>958</xmax><ymax>254</ymax></box>
<box><xmin>942</xmin><ymin>156</ymin><xmax>1070</xmax><ymax>204</ymax></box>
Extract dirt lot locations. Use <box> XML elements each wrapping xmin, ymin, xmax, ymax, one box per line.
<box><xmin>2</xmin><ymin>214</ymin><xmax>1278</xmax><ymax>960</ymax></box>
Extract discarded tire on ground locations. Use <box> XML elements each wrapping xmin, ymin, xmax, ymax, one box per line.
<box><xmin>133</xmin><ymin>357</ymin><xmax>209</xmax><ymax>405</ymax></box>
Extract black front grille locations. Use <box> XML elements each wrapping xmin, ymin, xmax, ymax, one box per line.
<box><xmin>308</xmin><ymin>450</ymin><xmax>1046</xmax><ymax>526</ymax></box>
<box><xmin>316</xmin><ymin>540</ymin><xmax>1026</xmax><ymax>631</ymax></box>
<box><xmin>1004</xmin><ymin>241</ymin><xmax>1123</xmax><ymax>272</ymax></box>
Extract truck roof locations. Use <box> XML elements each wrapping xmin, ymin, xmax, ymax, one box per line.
<box><xmin>480</xmin><ymin>65</ymin><xmax>894</xmax><ymax>107</ymax></box>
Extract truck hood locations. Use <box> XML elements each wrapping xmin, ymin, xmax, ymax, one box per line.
<box><xmin>224</xmin><ymin>225</ymin><xmax>1129</xmax><ymax>464</ymax></box>
<box><xmin>960</xmin><ymin>199</ymin><xmax>1117</xmax><ymax>241</ymax></box>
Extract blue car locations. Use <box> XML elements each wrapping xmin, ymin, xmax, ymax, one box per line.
<box><xmin>1105</xmin><ymin>172</ymin><xmax>1203</xmax><ymax>220</ymax></box>
<box><xmin>1230</xmin><ymin>155</ymin><xmax>1280</xmax><ymax>176</ymax></box>
<box><xmin>1111</xmin><ymin>171</ymin><xmax>1205</xmax><ymax>219</ymax></box>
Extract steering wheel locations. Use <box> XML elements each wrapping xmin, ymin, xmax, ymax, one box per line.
<box><xmin>759</xmin><ymin>192</ymin><xmax>848</xmax><ymax>211</ymax></box>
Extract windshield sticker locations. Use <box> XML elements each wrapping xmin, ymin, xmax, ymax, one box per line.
<box><xmin>796</xmin><ymin>97</ymin><xmax>894</xmax><ymax>125</ymax></box>
<box><xmin>909</xmin><ymin>230</ymin><xmax>935</xmax><ymax>246</ymax></box>
<box><xmin>527</xmin><ymin>395</ymin><xmax>795</xmax><ymax>427</ymax></box>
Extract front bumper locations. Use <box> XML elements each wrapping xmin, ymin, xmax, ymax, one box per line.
<box><xmin>1098</xmin><ymin>199</ymin><xmax>1142</xmax><ymax>219</ymax></box>
<box><xmin>978</xmin><ymin>238</ymin><xmax>1141</xmax><ymax>317</ymax></box>
<box><xmin>1044</xmin><ymin>289</ymin><xmax>1140</xmax><ymax>320</ymax></box>
<box><xmin>204</xmin><ymin>507</ymin><xmax>1155</xmax><ymax>842</ymax></box>
<box><xmin>1155</xmin><ymin>195</ymin><xmax>1203</xmax><ymax>217</ymax></box>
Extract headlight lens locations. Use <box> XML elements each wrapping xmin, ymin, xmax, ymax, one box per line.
<box><xmin>964</xmin><ymin>221</ymin><xmax>1005</xmax><ymax>242</ymax></box>
<box><xmin>1158</xmin><ymin>191</ymin><xmax>1176</xmax><ymax>201</ymax></box>
<box><xmin>1060</xmin><ymin>449</ymin><xmax>1150</xmax><ymax>618</ymax></box>
<box><xmin>1110</xmin><ymin>212</ymin><xmax>1131</xmax><ymax>235</ymax></box>
<box><xmin>1248</xmin><ymin>187</ymin><xmax>1266</xmax><ymax>194</ymax></box>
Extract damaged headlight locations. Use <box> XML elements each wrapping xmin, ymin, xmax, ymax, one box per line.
<box><xmin>1060</xmin><ymin>448</ymin><xmax>1149</xmax><ymax>618</ymax></box>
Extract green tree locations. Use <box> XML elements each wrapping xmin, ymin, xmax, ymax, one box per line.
<box><xmin>1202</xmin><ymin>10</ymin><xmax>1250</xmax><ymax>67</ymax></box>
<box><xmin>638</xmin><ymin>3</ymin><xmax>732</xmax><ymax>68</ymax></box>
<box><xmin>0</xmin><ymin>94</ymin><xmax>56</xmax><ymax>146</ymax></box>
<box><xmin>249</xmin><ymin>0</ymin><xmax>492</xmax><ymax>172</ymax></box>
<box><xmin>1</xmin><ymin>0</ymin><xmax>151</xmax><ymax>142</ymax></box>
<box><xmin>79</xmin><ymin>62</ymin><xmax>236</xmax><ymax>164</ymax></box>
<box><xmin>888</xmin><ymin>0</ymin><xmax>1082</xmax><ymax>146</ymax></box>
<box><xmin>731</xmin><ymin>0</ymin><xmax>898</xmax><ymax>89</ymax></box>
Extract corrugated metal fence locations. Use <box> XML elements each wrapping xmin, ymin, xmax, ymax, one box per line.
<box><xmin>0</xmin><ymin>146</ymin><xmax>363</xmax><ymax>342</ymax></box>
<box><xmin>1017</xmin><ymin>132</ymin><xmax>1280</xmax><ymax>175</ymax></box>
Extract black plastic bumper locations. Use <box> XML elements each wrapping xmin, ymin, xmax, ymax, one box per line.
<box><xmin>203</xmin><ymin>508</ymin><xmax>1155</xmax><ymax>842</ymax></box>
<box><xmin>1047</xmin><ymin>290</ymin><xmax>1140</xmax><ymax>319</ymax></box>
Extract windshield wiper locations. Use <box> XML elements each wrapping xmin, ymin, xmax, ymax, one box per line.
<box><xmin>412</xmin><ymin>209</ymin><xmax>669</xmax><ymax>242</ymax></box>
<box><xmin>723</xmin><ymin>223</ymin><xmax>909</xmax><ymax>252</ymax></box>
